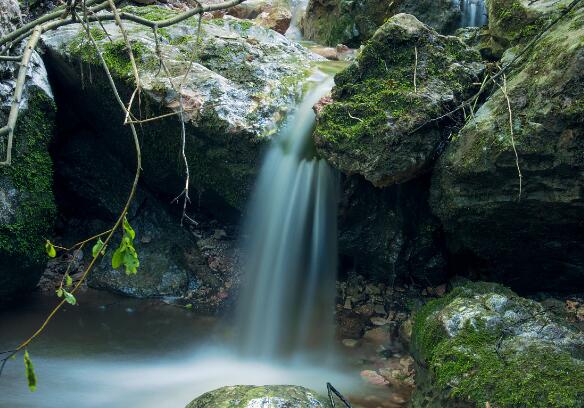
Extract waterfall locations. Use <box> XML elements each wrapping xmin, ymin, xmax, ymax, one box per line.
<box><xmin>458</xmin><ymin>0</ymin><xmax>488</xmax><ymax>28</ymax></box>
<box><xmin>236</xmin><ymin>73</ymin><xmax>339</xmax><ymax>359</ymax></box>
<box><xmin>285</xmin><ymin>0</ymin><xmax>309</xmax><ymax>40</ymax></box>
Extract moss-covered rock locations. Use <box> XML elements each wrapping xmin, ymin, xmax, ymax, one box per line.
<box><xmin>486</xmin><ymin>0</ymin><xmax>575</xmax><ymax>46</ymax></box>
<box><xmin>301</xmin><ymin>0</ymin><xmax>464</xmax><ymax>48</ymax></box>
<box><xmin>411</xmin><ymin>281</ymin><xmax>584</xmax><ymax>408</ymax></box>
<box><xmin>0</xmin><ymin>0</ymin><xmax>56</xmax><ymax>304</ymax></box>
<box><xmin>185</xmin><ymin>385</ymin><xmax>331</xmax><ymax>408</ymax></box>
<box><xmin>430</xmin><ymin>5</ymin><xmax>584</xmax><ymax>291</ymax></box>
<box><xmin>313</xmin><ymin>14</ymin><xmax>484</xmax><ymax>187</ymax></box>
<box><xmin>41</xmin><ymin>6</ymin><xmax>321</xmax><ymax>211</ymax></box>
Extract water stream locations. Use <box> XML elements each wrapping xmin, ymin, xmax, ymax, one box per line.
<box><xmin>458</xmin><ymin>0</ymin><xmax>488</xmax><ymax>28</ymax></box>
<box><xmin>237</xmin><ymin>73</ymin><xmax>339</xmax><ymax>359</ymax></box>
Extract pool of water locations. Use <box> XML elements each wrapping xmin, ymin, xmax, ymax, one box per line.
<box><xmin>0</xmin><ymin>290</ymin><xmax>409</xmax><ymax>408</ymax></box>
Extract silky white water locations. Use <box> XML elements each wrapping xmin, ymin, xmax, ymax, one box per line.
<box><xmin>237</xmin><ymin>72</ymin><xmax>339</xmax><ymax>359</ymax></box>
<box><xmin>459</xmin><ymin>0</ymin><xmax>488</xmax><ymax>28</ymax></box>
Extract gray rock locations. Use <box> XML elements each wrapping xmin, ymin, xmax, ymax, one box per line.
<box><xmin>0</xmin><ymin>0</ymin><xmax>57</xmax><ymax>304</ymax></box>
<box><xmin>430</xmin><ymin>4</ymin><xmax>584</xmax><ymax>291</ymax></box>
<box><xmin>41</xmin><ymin>6</ymin><xmax>322</xmax><ymax>210</ymax></box>
<box><xmin>185</xmin><ymin>385</ymin><xmax>331</xmax><ymax>408</ymax></box>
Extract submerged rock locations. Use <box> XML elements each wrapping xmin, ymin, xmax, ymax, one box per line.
<box><xmin>431</xmin><ymin>5</ymin><xmax>584</xmax><ymax>291</ymax></box>
<box><xmin>41</xmin><ymin>6</ymin><xmax>321</xmax><ymax>211</ymax></box>
<box><xmin>185</xmin><ymin>385</ymin><xmax>331</xmax><ymax>408</ymax></box>
<box><xmin>411</xmin><ymin>281</ymin><xmax>584</xmax><ymax>407</ymax></box>
<box><xmin>313</xmin><ymin>14</ymin><xmax>484</xmax><ymax>187</ymax></box>
<box><xmin>301</xmin><ymin>0</ymin><xmax>461</xmax><ymax>47</ymax></box>
<box><xmin>0</xmin><ymin>0</ymin><xmax>57</xmax><ymax>304</ymax></box>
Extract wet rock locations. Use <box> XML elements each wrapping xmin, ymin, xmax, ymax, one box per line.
<box><xmin>337</xmin><ymin>174</ymin><xmax>447</xmax><ymax>284</ymax></box>
<box><xmin>314</xmin><ymin>14</ymin><xmax>484</xmax><ymax>187</ymax></box>
<box><xmin>411</xmin><ymin>281</ymin><xmax>584</xmax><ymax>407</ymax></box>
<box><xmin>363</xmin><ymin>326</ymin><xmax>392</xmax><ymax>345</ymax></box>
<box><xmin>430</xmin><ymin>5</ymin><xmax>584</xmax><ymax>291</ymax></box>
<box><xmin>487</xmin><ymin>0</ymin><xmax>575</xmax><ymax>46</ymax></box>
<box><xmin>342</xmin><ymin>338</ymin><xmax>359</xmax><ymax>347</ymax></box>
<box><xmin>301</xmin><ymin>0</ymin><xmax>461</xmax><ymax>47</ymax></box>
<box><xmin>336</xmin><ymin>308</ymin><xmax>368</xmax><ymax>339</ymax></box>
<box><xmin>41</xmin><ymin>6</ymin><xmax>321</xmax><ymax>211</ymax></box>
<box><xmin>360</xmin><ymin>370</ymin><xmax>389</xmax><ymax>386</ymax></box>
<box><xmin>0</xmin><ymin>0</ymin><xmax>57</xmax><ymax>304</ymax></box>
<box><xmin>53</xmin><ymin>134</ymin><xmax>214</xmax><ymax>300</ymax></box>
<box><xmin>185</xmin><ymin>385</ymin><xmax>331</xmax><ymax>407</ymax></box>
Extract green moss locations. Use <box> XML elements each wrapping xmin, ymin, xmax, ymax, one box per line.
<box><xmin>0</xmin><ymin>90</ymin><xmax>56</xmax><ymax>277</ymax></box>
<box><xmin>121</xmin><ymin>5</ymin><xmax>179</xmax><ymax>22</ymax></box>
<box><xmin>412</xmin><ymin>282</ymin><xmax>584</xmax><ymax>408</ymax></box>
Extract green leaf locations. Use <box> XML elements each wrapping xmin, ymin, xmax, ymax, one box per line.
<box><xmin>111</xmin><ymin>247</ymin><xmax>124</xmax><ymax>269</ymax></box>
<box><xmin>45</xmin><ymin>240</ymin><xmax>56</xmax><ymax>258</ymax></box>
<box><xmin>63</xmin><ymin>290</ymin><xmax>77</xmax><ymax>305</ymax></box>
<box><xmin>56</xmin><ymin>288</ymin><xmax>63</xmax><ymax>298</ymax></box>
<box><xmin>123</xmin><ymin>217</ymin><xmax>136</xmax><ymax>240</ymax></box>
<box><xmin>185</xmin><ymin>303</ymin><xmax>193</xmax><ymax>310</ymax></box>
<box><xmin>65</xmin><ymin>274</ymin><xmax>73</xmax><ymax>288</ymax></box>
<box><xmin>23</xmin><ymin>350</ymin><xmax>37</xmax><ymax>392</ymax></box>
<box><xmin>123</xmin><ymin>246</ymin><xmax>139</xmax><ymax>275</ymax></box>
<box><xmin>92</xmin><ymin>238</ymin><xmax>106</xmax><ymax>258</ymax></box>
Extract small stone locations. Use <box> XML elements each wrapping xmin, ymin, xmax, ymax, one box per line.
<box><xmin>355</xmin><ymin>303</ymin><xmax>375</xmax><ymax>317</ymax></box>
<box><xmin>343</xmin><ymin>297</ymin><xmax>353</xmax><ymax>310</ymax></box>
<box><xmin>360</xmin><ymin>370</ymin><xmax>389</xmax><ymax>386</ymax></box>
<box><xmin>374</xmin><ymin>303</ymin><xmax>386</xmax><ymax>315</ymax></box>
<box><xmin>370</xmin><ymin>316</ymin><xmax>389</xmax><ymax>326</ymax></box>
<box><xmin>342</xmin><ymin>339</ymin><xmax>359</xmax><ymax>348</ymax></box>
<box><xmin>435</xmin><ymin>284</ymin><xmax>447</xmax><ymax>296</ymax></box>
<box><xmin>213</xmin><ymin>229</ymin><xmax>227</xmax><ymax>240</ymax></box>
<box><xmin>363</xmin><ymin>327</ymin><xmax>391</xmax><ymax>344</ymax></box>
<box><xmin>577</xmin><ymin>306</ymin><xmax>584</xmax><ymax>322</ymax></box>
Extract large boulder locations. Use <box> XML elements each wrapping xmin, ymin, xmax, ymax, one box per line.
<box><xmin>52</xmin><ymin>133</ymin><xmax>214</xmax><ymax>299</ymax></box>
<box><xmin>486</xmin><ymin>0</ymin><xmax>575</xmax><ymax>46</ymax></box>
<box><xmin>411</xmin><ymin>281</ymin><xmax>584</xmax><ymax>407</ymax></box>
<box><xmin>41</xmin><ymin>6</ymin><xmax>321</xmax><ymax>212</ymax></box>
<box><xmin>301</xmin><ymin>0</ymin><xmax>462</xmax><ymax>47</ymax></box>
<box><xmin>430</xmin><ymin>5</ymin><xmax>584</xmax><ymax>291</ymax></box>
<box><xmin>185</xmin><ymin>385</ymin><xmax>331</xmax><ymax>408</ymax></box>
<box><xmin>338</xmin><ymin>175</ymin><xmax>446</xmax><ymax>284</ymax></box>
<box><xmin>313</xmin><ymin>14</ymin><xmax>484</xmax><ymax>187</ymax></box>
<box><xmin>221</xmin><ymin>0</ymin><xmax>293</xmax><ymax>34</ymax></box>
<box><xmin>0</xmin><ymin>0</ymin><xmax>57</xmax><ymax>304</ymax></box>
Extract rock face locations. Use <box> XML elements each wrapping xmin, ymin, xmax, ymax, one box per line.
<box><xmin>0</xmin><ymin>0</ymin><xmax>56</xmax><ymax>304</ymax></box>
<box><xmin>52</xmin><ymin>133</ymin><xmax>212</xmax><ymax>298</ymax></box>
<box><xmin>486</xmin><ymin>0</ymin><xmax>574</xmax><ymax>46</ymax></box>
<box><xmin>411</xmin><ymin>281</ymin><xmax>584</xmax><ymax>407</ymax></box>
<box><xmin>301</xmin><ymin>0</ymin><xmax>461</xmax><ymax>47</ymax></box>
<box><xmin>185</xmin><ymin>385</ymin><xmax>331</xmax><ymax>408</ymax></box>
<box><xmin>338</xmin><ymin>175</ymin><xmax>446</xmax><ymax>284</ymax></box>
<box><xmin>41</xmin><ymin>6</ymin><xmax>321</xmax><ymax>211</ymax></box>
<box><xmin>313</xmin><ymin>14</ymin><xmax>484</xmax><ymax>187</ymax></box>
<box><xmin>223</xmin><ymin>0</ymin><xmax>293</xmax><ymax>34</ymax></box>
<box><xmin>430</xmin><ymin>5</ymin><xmax>584</xmax><ymax>291</ymax></box>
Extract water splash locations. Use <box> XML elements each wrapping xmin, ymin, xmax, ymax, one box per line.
<box><xmin>458</xmin><ymin>0</ymin><xmax>488</xmax><ymax>28</ymax></box>
<box><xmin>236</xmin><ymin>72</ymin><xmax>339</xmax><ymax>359</ymax></box>
<box><xmin>285</xmin><ymin>0</ymin><xmax>309</xmax><ymax>40</ymax></box>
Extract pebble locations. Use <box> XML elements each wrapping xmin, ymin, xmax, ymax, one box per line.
<box><xmin>360</xmin><ymin>370</ymin><xmax>389</xmax><ymax>386</ymax></box>
<box><xmin>371</xmin><ymin>316</ymin><xmax>390</xmax><ymax>326</ymax></box>
<box><xmin>342</xmin><ymin>339</ymin><xmax>359</xmax><ymax>348</ymax></box>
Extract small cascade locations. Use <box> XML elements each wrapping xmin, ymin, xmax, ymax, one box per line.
<box><xmin>458</xmin><ymin>0</ymin><xmax>488</xmax><ymax>28</ymax></box>
<box><xmin>285</xmin><ymin>0</ymin><xmax>309</xmax><ymax>40</ymax></box>
<box><xmin>236</xmin><ymin>73</ymin><xmax>339</xmax><ymax>359</ymax></box>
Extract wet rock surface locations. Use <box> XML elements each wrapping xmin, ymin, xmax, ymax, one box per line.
<box><xmin>411</xmin><ymin>281</ymin><xmax>584</xmax><ymax>408</ymax></box>
<box><xmin>313</xmin><ymin>14</ymin><xmax>484</xmax><ymax>188</ymax></box>
<box><xmin>185</xmin><ymin>385</ymin><xmax>331</xmax><ymax>408</ymax></box>
<box><xmin>431</xmin><ymin>4</ymin><xmax>584</xmax><ymax>291</ymax></box>
<box><xmin>0</xmin><ymin>0</ymin><xmax>57</xmax><ymax>305</ymax></box>
<box><xmin>301</xmin><ymin>0</ymin><xmax>462</xmax><ymax>47</ymax></box>
<box><xmin>41</xmin><ymin>5</ymin><xmax>322</xmax><ymax>210</ymax></box>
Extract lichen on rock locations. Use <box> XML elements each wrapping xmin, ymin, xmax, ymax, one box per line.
<box><xmin>431</xmin><ymin>4</ymin><xmax>584</xmax><ymax>291</ymax></box>
<box><xmin>185</xmin><ymin>385</ymin><xmax>331</xmax><ymax>408</ymax></box>
<box><xmin>313</xmin><ymin>14</ymin><xmax>484</xmax><ymax>187</ymax></box>
<box><xmin>411</xmin><ymin>281</ymin><xmax>584</xmax><ymax>408</ymax></box>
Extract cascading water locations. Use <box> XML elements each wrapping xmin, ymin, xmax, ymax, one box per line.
<box><xmin>236</xmin><ymin>72</ymin><xmax>339</xmax><ymax>359</ymax></box>
<box><xmin>285</xmin><ymin>0</ymin><xmax>309</xmax><ymax>40</ymax></box>
<box><xmin>458</xmin><ymin>0</ymin><xmax>488</xmax><ymax>28</ymax></box>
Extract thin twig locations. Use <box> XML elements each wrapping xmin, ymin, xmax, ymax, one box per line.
<box><xmin>413</xmin><ymin>46</ymin><xmax>418</xmax><ymax>93</ymax></box>
<box><xmin>494</xmin><ymin>73</ymin><xmax>522</xmax><ymax>201</ymax></box>
<box><xmin>327</xmin><ymin>383</ymin><xmax>352</xmax><ymax>408</ymax></box>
